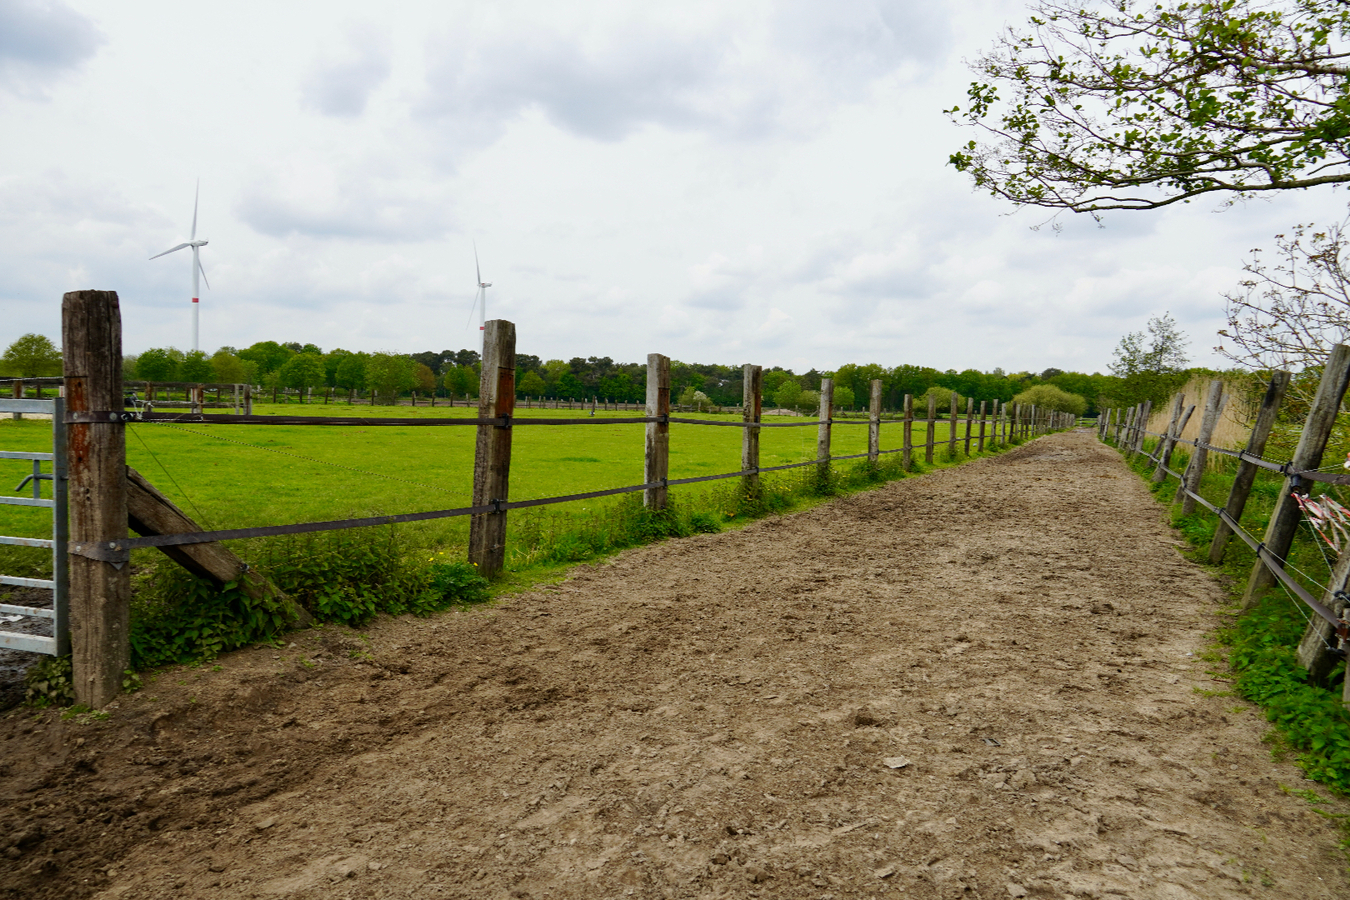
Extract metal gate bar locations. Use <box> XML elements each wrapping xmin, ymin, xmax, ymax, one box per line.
<box><xmin>0</xmin><ymin>397</ymin><xmax>69</xmax><ymax>655</ymax></box>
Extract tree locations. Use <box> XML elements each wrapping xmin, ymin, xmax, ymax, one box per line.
<box><xmin>413</xmin><ymin>363</ymin><xmax>437</xmax><ymax>395</ymax></box>
<box><xmin>1013</xmin><ymin>384</ymin><xmax>1088</xmax><ymax>417</ymax></box>
<box><xmin>180</xmin><ymin>350</ymin><xmax>214</xmax><ymax>382</ymax></box>
<box><xmin>1217</xmin><ymin>217</ymin><xmax>1350</xmax><ymax>390</ymax></box>
<box><xmin>518</xmin><ymin>371</ymin><xmax>547</xmax><ymax>397</ymax></box>
<box><xmin>239</xmin><ymin>341</ymin><xmax>292</xmax><ymax>376</ymax></box>
<box><xmin>772</xmin><ymin>380</ymin><xmax>802</xmax><ymax>411</ymax></box>
<box><xmin>335</xmin><ymin>352</ymin><xmax>370</xmax><ymax>392</ymax></box>
<box><xmin>919</xmin><ymin>385</ymin><xmax>964</xmax><ymax>414</ymax></box>
<box><xmin>278</xmin><ymin>352</ymin><xmax>327</xmax><ymax>399</ymax></box>
<box><xmin>136</xmin><ymin>347</ymin><xmax>181</xmax><ymax>382</ymax></box>
<box><xmin>832</xmin><ymin>385</ymin><xmax>856</xmax><ymax>411</ymax></box>
<box><xmin>947</xmin><ymin>0</ymin><xmax>1350</xmax><ymax>215</ymax></box>
<box><xmin>1108</xmin><ymin>313</ymin><xmax>1190</xmax><ymax>406</ymax></box>
<box><xmin>210</xmin><ymin>349</ymin><xmax>255</xmax><ymax>385</ymax></box>
<box><xmin>0</xmin><ymin>334</ymin><xmax>61</xmax><ymax>377</ymax></box>
<box><xmin>366</xmin><ymin>352</ymin><xmax>415</xmax><ymax>405</ymax></box>
<box><xmin>443</xmin><ymin>364</ymin><xmax>478</xmax><ymax>397</ymax></box>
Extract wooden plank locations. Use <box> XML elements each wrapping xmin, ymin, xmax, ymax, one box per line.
<box><xmin>1176</xmin><ymin>379</ymin><xmax>1225</xmax><ymax>515</ymax></box>
<box><xmin>125</xmin><ymin>466</ymin><xmax>309</xmax><ymax>625</ymax></box>
<box><xmin>469</xmin><ymin>320</ymin><xmax>516</xmax><ymax>578</ymax></box>
<box><xmin>868</xmin><ymin>379</ymin><xmax>882</xmax><ymax>466</ymax></box>
<box><xmin>925</xmin><ymin>392</ymin><xmax>936</xmax><ymax>463</ymax></box>
<box><xmin>1244</xmin><ymin>343</ymin><xmax>1350</xmax><ymax>608</ymax></box>
<box><xmin>901</xmin><ymin>392</ymin><xmax>913</xmax><ymax>470</ymax></box>
<box><xmin>62</xmin><ymin>289</ymin><xmax>130</xmax><ymax>708</ymax></box>
<box><xmin>742</xmin><ymin>364</ymin><xmax>762</xmax><ymax>497</ymax></box>
<box><xmin>645</xmin><ymin>354</ymin><xmax>671</xmax><ymax>510</ymax></box>
<box><xmin>1208</xmin><ymin>371</ymin><xmax>1291</xmax><ymax>565</ymax></box>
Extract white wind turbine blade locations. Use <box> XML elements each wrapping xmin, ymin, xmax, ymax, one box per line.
<box><xmin>191</xmin><ymin>180</ymin><xmax>199</xmax><ymax>241</ymax></box>
<box><xmin>197</xmin><ymin>254</ymin><xmax>210</xmax><ymax>290</ymax></box>
<box><xmin>475</xmin><ymin>240</ymin><xmax>482</xmax><ymax>286</ymax></box>
<box><xmin>149</xmin><ymin>242</ymin><xmax>191</xmax><ymax>260</ymax></box>
<box><xmin>466</xmin><ymin>285</ymin><xmax>481</xmax><ymax>328</ymax></box>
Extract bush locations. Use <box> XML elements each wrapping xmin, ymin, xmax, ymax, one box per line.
<box><xmin>1012</xmin><ymin>383</ymin><xmax>1088</xmax><ymax>416</ymax></box>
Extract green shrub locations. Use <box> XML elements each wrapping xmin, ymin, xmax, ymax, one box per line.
<box><xmin>24</xmin><ymin>655</ymin><xmax>74</xmax><ymax>708</ymax></box>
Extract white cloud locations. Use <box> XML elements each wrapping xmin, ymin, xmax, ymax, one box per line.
<box><xmin>301</xmin><ymin>28</ymin><xmax>392</xmax><ymax>117</ymax></box>
<box><xmin>0</xmin><ymin>0</ymin><xmax>102</xmax><ymax>98</ymax></box>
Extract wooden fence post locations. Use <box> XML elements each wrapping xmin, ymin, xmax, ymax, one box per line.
<box><xmin>977</xmin><ymin>401</ymin><xmax>987</xmax><ymax>452</ymax></box>
<box><xmin>742</xmin><ymin>364</ymin><xmax>762</xmax><ymax>498</ymax></box>
<box><xmin>961</xmin><ymin>396</ymin><xmax>972</xmax><ymax>458</ymax></box>
<box><xmin>1155</xmin><ymin>403</ymin><xmax>1195</xmax><ymax>479</ymax></box>
<box><xmin>468</xmin><ymin>320</ymin><xmax>516</xmax><ymax>578</ymax></box>
<box><xmin>817</xmin><ymin>378</ymin><xmax>833</xmax><ymax>482</ymax></box>
<box><xmin>1207</xmin><ymin>371</ymin><xmax>1290</xmax><ymax>564</ymax></box>
<box><xmin>1133</xmin><ymin>400</ymin><xmax>1153</xmax><ymax>455</ymax></box>
<box><xmin>63</xmin><ymin>290</ymin><xmax>130</xmax><ymax>708</ymax></box>
<box><xmin>902</xmin><ymin>393</ymin><xmax>913</xmax><ymax>470</ymax></box>
<box><xmin>645</xmin><ymin>354</ymin><xmax>671</xmax><ymax>510</ymax></box>
<box><xmin>1242</xmin><ymin>344</ymin><xmax>1350</xmax><ymax>609</ymax></box>
<box><xmin>868</xmin><ymin>379</ymin><xmax>882</xmax><ymax>466</ymax></box>
<box><xmin>1176</xmin><ymin>379</ymin><xmax>1225</xmax><ymax>514</ymax></box>
<box><xmin>9</xmin><ymin>380</ymin><xmax>21</xmax><ymax>422</ymax></box>
<box><xmin>1151</xmin><ymin>395</ymin><xmax>1185</xmax><ymax>481</ymax></box>
<box><xmin>925</xmin><ymin>393</ymin><xmax>937</xmax><ymax>463</ymax></box>
<box><xmin>1296</xmin><ymin>549</ymin><xmax>1350</xmax><ymax>684</ymax></box>
<box><xmin>948</xmin><ymin>392</ymin><xmax>958</xmax><ymax>458</ymax></box>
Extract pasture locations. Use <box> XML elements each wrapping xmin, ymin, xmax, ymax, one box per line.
<box><xmin>0</xmin><ymin>404</ymin><xmax>968</xmax><ymax>577</ymax></box>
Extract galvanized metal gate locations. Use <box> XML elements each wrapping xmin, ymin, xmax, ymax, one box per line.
<box><xmin>0</xmin><ymin>396</ymin><xmax>69</xmax><ymax>655</ymax></box>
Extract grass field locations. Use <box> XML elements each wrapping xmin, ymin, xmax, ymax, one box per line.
<box><xmin>0</xmin><ymin>403</ymin><xmax>983</xmax><ymax>577</ymax></box>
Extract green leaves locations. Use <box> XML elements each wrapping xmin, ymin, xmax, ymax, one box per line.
<box><xmin>946</xmin><ymin>0</ymin><xmax>1350</xmax><ymax>212</ymax></box>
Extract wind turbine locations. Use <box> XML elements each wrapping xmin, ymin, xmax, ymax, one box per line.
<box><xmin>467</xmin><ymin>242</ymin><xmax>491</xmax><ymax>332</ymax></box>
<box><xmin>150</xmin><ymin>182</ymin><xmax>210</xmax><ymax>352</ymax></box>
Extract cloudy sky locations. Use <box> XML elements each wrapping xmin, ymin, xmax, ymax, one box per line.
<box><xmin>0</xmin><ymin>0</ymin><xmax>1340</xmax><ymax>375</ymax></box>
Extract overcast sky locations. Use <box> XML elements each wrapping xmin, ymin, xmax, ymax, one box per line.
<box><xmin>0</xmin><ymin>0</ymin><xmax>1340</xmax><ymax>375</ymax></box>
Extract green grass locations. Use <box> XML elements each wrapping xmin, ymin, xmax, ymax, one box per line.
<box><xmin>1</xmin><ymin>404</ymin><xmax>985</xmax><ymax>568</ymax></box>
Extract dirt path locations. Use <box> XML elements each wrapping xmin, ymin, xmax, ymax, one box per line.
<box><xmin>2</xmin><ymin>431</ymin><xmax>1347</xmax><ymax>900</ymax></box>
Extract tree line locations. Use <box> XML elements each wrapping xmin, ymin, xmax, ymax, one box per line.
<box><xmin>1</xmin><ymin>328</ymin><xmax>1205</xmax><ymax>415</ymax></box>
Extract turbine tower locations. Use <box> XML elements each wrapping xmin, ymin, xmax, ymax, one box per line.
<box><xmin>150</xmin><ymin>182</ymin><xmax>210</xmax><ymax>352</ymax></box>
<box><xmin>468</xmin><ymin>242</ymin><xmax>491</xmax><ymax>332</ymax></box>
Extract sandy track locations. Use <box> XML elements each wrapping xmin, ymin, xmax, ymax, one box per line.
<box><xmin>1</xmin><ymin>431</ymin><xmax>1347</xmax><ymax>899</ymax></box>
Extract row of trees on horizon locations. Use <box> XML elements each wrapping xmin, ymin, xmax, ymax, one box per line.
<box><xmin>1</xmin><ymin>316</ymin><xmax>1219</xmax><ymax>417</ymax></box>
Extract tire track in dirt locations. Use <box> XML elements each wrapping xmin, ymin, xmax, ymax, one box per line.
<box><xmin>1</xmin><ymin>431</ymin><xmax>1347</xmax><ymax>899</ymax></box>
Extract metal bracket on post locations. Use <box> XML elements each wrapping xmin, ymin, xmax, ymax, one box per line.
<box><xmin>68</xmin><ymin>541</ymin><xmax>131</xmax><ymax>568</ymax></box>
<box><xmin>65</xmin><ymin>410</ymin><xmax>137</xmax><ymax>424</ymax></box>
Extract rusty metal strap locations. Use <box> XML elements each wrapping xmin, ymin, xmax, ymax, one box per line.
<box><xmin>65</xmin><ymin>411</ymin><xmax>137</xmax><ymax>424</ymax></box>
<box><xmin>68</xmin><ymin>541</ymin><xmax>131</xmax><ymax>564</ymax></box>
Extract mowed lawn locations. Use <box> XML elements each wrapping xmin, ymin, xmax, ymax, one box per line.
<box><xmin>0</xmin><ymin>404</ymin><xmax>970</xmax><ymax>561</ymax></box>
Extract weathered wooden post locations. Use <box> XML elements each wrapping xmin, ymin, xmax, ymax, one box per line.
<box><xmin>925</xmin><ymin>392</ymin><xmax>937</xmax><ymax>463</ymax></box>
<box><xmin>1133</xmin><ymin>400</ymin><xmax>1153</xmax><ymax>456</ymax></box>
<box><xmin>948</xmin><ymin>392</ymin><xmax>958</xmax><ymax>458</ymax></box>
<box><xmin>902</xmin><ymin>393</ymin><xmax>913</xmax><ymax>471</ymax></box>
<box><xmin>62</xmin><ymin>290</ymin><xmax>131</xmax><ymax>708</ymax></box>
<box><xmin>645</xmin><ymin>354</ymin><xmax>671</xmax><ymax>510</ymax></box>
<box><xmin>961</xmin><ymin>397</ymin><xmax>972</xmax><ymax>455</ymax></box>
<box><xmin>469</xmin><ymin>320</ymin><xmax>516</xmax><ymax>578</ymax></box>
<box><xmin>977</xmin><ymin>401</ymin><xmax>987</xmax><ymax>452</ymax></box>
<box><xmin>1208</xmin><ymin>371</ymin><xmax>1291</xmax><ymax>565</ymax></box>
<box><xmin>1243</xmin><ymin>344</ymin><xmax>1350</xmax><ymax>609</ymax></box>
<box><xmin>1297</xmin><ymin>549</ymin><xmax>1350</xmax><ymax>685</ymax></box>
<box><xmin>1176</xmin><ymin>380</ymin><xmax>1225</xmax><ymax>514</ymax></box>
<box><xmin>742</xmin><ymin>364</ymin><xmax>762</xmax><ymax>498</ymax></box>
<box><xmin>817</xmin><ymin>378</ymin><xmax>833</xmax><ymax>483</ymax></box>
<box><xmin>10</xmin><ymin>380</ymin><xmax>22</xmax><ymax>421</ymax></box>
<box><xmin>867</xmin><ymin>380</ymin><xmax>882</xmax><ymax>466</ymax></box>
<box><xmin>1151</xmin><ymin>395</ymin><xmax>1185</xmax><ymax>481</ymax></box>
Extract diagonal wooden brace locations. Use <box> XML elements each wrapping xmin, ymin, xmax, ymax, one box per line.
<box><xmin>125</xmin><ymin>466</ymin><xmax>311</xmax><ymax>627</ymax></box>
